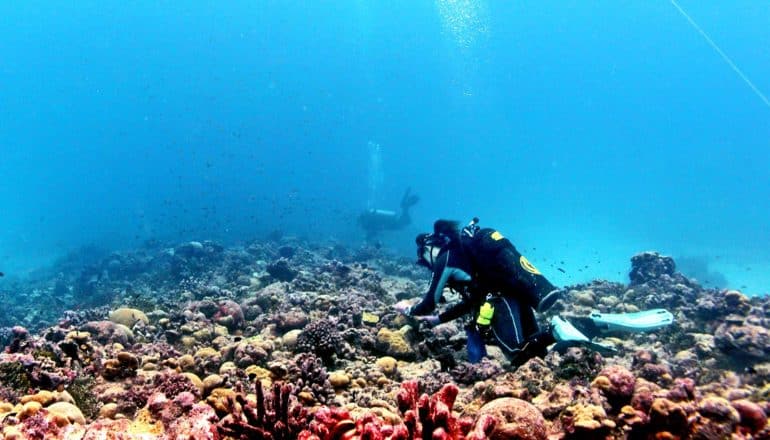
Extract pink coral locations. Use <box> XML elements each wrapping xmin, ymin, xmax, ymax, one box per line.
<box><xmin>472</xmin><ymin>398</ymin><xmax>542</xmax><ymax>440</ymax></box>
<box><xmin>732</xmin><ymin>399</ymin><xmax>768</xmax><ymax>434</ymax></box>
<box><xmin>666</xmin><ymin>377</ymin><xmax>696</xmax><ymax>402</ymax></box>
<box><xmin>592</xmin><ymin>365</ymin><xmax>635</xmax><ymax>409</ymax></box>
<box><xmin>300</xmin><ymin>380</ymin><xmax>474</xmax><ymax>440</ymax></box>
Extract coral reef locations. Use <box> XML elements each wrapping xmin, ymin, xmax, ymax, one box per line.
<box><xmin>1</xmin><ymin>241</ymin><xmax>769</xmax><ymax>439</ymax></box>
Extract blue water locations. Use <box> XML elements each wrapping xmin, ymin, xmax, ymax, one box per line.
<box><xmin>1</xmin><ymin>1</ymin><xmax>769</xmax><ymax>294</ymax></box>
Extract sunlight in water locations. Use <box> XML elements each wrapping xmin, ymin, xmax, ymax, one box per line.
<box><xmin>367</xmin><ymin>140</ymin><xmax>383</xmax><ymax>209</ymax></box>
<box><xmin>435</xmin><ymin>0</ymin><xmax>489</xmax><ymax>50</ymax></box>
<box><xmin>435</xmin><ymin>0</ymin><xmax>489</xmax><ymax>96</ymax></box>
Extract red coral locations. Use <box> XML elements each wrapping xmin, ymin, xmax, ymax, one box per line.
<box><xmin>732</xmin><ymin>399</ymin><xmax>768</xmax><ymax>434</ymax></box>
<box><xmin>300</xmin><ymin>380</ymin><xmax>474</xmax><ymax>440</ymax></box>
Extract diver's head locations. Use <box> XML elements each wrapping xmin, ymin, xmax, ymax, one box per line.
<box><xmin>415</xmin><ymin>232</ymin><xmax>449</xmax><ymax>269</ymax></box>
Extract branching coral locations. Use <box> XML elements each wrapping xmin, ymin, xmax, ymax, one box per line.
<box><xmin>295</xmin><ymin>319</ymin><xmax>342</xmax><ymax>365</ymax></box>
<box><xmin>289</xmin><ymin>353</ymin><xmax>335</xmax><ymax>405</ymax></box>
<box><xmin>153</xmin><ymin>371</ymin><xmax>202</xmax><ymax>400</ymax></box>
<box><xmin>217</xmin><ymin>382</ymin><xmax>308</xmax><ymax>439</ymax></box>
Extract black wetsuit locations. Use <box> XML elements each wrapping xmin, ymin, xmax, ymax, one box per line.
<box><xmin>410</xmin><ymin>229</ymin><xmax>556</xmax><ymax>362</ymax></box>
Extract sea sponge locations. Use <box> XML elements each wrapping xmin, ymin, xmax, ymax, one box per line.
<box><xmin>109</xmin><ymin>308</ymin><xmax>149</xmax><ymax>328</ymax></box>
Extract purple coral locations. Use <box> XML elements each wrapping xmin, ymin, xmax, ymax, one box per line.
<box><xmin>295</xmin><ymin>319</ymin><xmax>342</xmax><ymax>364</ymax></box>
<box><xmin>289</xmin><ymin>353</ymin><xmax>335</xmax><ymax>405</ymax></box>
<box><xmin>153</xmin><ymin>371</ymin><xmax>201</xmax><ymax>399</ymax></box>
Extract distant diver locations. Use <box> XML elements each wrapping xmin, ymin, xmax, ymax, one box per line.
<box><xmin>358</xmin><ymin>188</ymin><xmax>419</xmax><ymax>240</ymax></box>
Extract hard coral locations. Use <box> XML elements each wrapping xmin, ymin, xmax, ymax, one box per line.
<box><xmin>290</xmin><ymin>353</ymin><xmax>335</xmax><ymax>405</ymax></box>
<box><xmin>300</xmin><ymin>380</ymin><xmax>475</xmax><ymax>440</ymax></box>
<box><xmin>592</xmin><ymin>365</ymin><xmax>635</xmax><ymax>409</ymax></box>
<box><xmin>266</xmin><ymin>258</ymin><xmax>298</xmax><ymax>282</ymax></box>
<box><xmin>629</xmin><ymin>252</ymin><xmax>676</xmax><ymax>285</ymax></box>
<box><xmin>153</xmin><ymin>371</ymin><xmax>202</xmax><ymax>400</ymax></box>
<box><xmin>101</xmin><ymin>351</ymin><xmax>139</xmax><ymax>380</ymax></box>
<box><xmin>473</xmin><ymin>397</ymin><xmax>543</xmax><ymax>440</ymax></box>
<box><xmin>296</xmin><ymin>319</ymin><xmax>342</xmax><ymax>364</ymax></box>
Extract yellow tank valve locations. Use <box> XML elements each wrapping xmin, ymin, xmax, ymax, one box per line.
<box><xmin>476</xmin><ymin>302</ymin><xmax>495</xmax><ymax>327</ymax></box>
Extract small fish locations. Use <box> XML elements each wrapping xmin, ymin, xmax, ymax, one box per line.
<box><xmin>557</xmin><ymin>268</ymin><xmax>566</xmax><ymax>273</ymax></box>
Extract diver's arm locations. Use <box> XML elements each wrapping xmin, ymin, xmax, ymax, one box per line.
<box><xmin>438</xmin><ymin>301</ymin><xmax>474</xmax><ymax>323</ymax></box>
<box><xmin>409</xmin><ymin>254</ymin><xmax>450</xmax><ymax>316</ymax></box>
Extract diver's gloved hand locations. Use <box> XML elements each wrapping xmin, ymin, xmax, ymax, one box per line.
<box><xmin>537</xmin><ymin>288</ymin><xmax>564</xmax><ymax>313</ymax></box>
<box><xmin>415</xmin><ymin>315</ymin><xmax>440</xmax><ymax>326</ymax></box>
<box><xmin>393</xmin><ymin>299</ymin><xmax>416</xmax><ymax>315</ymax></box>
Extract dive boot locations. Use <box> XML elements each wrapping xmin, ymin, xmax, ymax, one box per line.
<box><xmin>570</xmin><ymin>309</ymin><xmax>675</xmax><ymax>339</ymax></box>
<box><xmin>550</xmin><ymin>316</ymin><xmax>590</xmax><ymax>343</ymax></box>
<box><xmin>550</xmin><ymin>316</ymin><xmax>617</xmax><ymax>355</ymax></box>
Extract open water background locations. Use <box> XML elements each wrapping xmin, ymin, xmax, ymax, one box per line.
<box><xmin>1</xmin><ymin>1</ymin><xmax>768</xmax><ymax>294</ymax></box>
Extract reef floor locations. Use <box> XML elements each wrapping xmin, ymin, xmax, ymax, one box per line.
<box><xmin>0</xmin><ymin>238</ymin><xmax>769</xmax><ymax>439</ymax></box>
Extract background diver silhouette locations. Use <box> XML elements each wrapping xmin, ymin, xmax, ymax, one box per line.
<box><xmin>358</xmin><ymin>188</ymin><xmax>419</xmax><ymax>240</ymax></box>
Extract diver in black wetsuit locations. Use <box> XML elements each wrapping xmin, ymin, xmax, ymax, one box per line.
<box><xmin>358</xmin><ymin>188</ymin><xmax>419</xmax><ymax>240</ymax></box>
<box><xmin>394</xmin><ymin>218</ymin><xmax>565</xmax><ymax>365</ymax></box>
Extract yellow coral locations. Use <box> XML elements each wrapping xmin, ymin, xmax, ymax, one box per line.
<box><xmin>177</xmin><ymin>354</ymin><xmax>196</xmax><ymax>371</ymax></box>
<box><xmin>362</xmin><ymin>312</ymin><xmax>380</xmax><ymax>325</ymax></box>
<box><xmin>329</xmin><ymin>371</ymin><xmax>351</xmax><ymax>388</ymax></box>
<box><xmin>109</xmin><ymin>307</ymin><xmax>149</xmax><ymax>327</ymax></box>
<box><xmin>18</xmin><ymin>401</ymin><xmax>42</xmax><ymax>420</ymax></box>
<box><xmin>207</xmin><ymin>388</ymin><xmax>237</xmax><ymax>414</ymax></box>
<box><xmin>376</xmin><ymin>327</ymin><xmax>414</xmax><ymax>359</ymax></box>
<box><xmin>244</xmin><ymin>365</ymin><xmax>272</xmax><ymax>382</ymax></box>
<box><xmin>47</xmin><ymin>401</ymin><xmax>86</xmax><ymax>426</ymax></box>
<box><xmin>183</xmin><ymin>372</ymin><xmax>204</xmax><ymax>395</ymax></box>
<box><xmin>21</xmin><ymin>390</ymin><xmax>56</xmax><ymax>406</ymax></box>
<box><xmin>375</xmin><ymin>356</ymin><xmax>398</xmax><ymax>377</ymax></box>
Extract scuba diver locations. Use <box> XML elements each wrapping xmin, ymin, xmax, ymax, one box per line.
<box><xmin>358</xmin><ymin>188</ymin><xmax>419</xmax><ymax>240</ymax></box>
<box><xmin>394</xmin><ymin>218</ymin><xmax>674</xmax><ymax>365</ymax></box>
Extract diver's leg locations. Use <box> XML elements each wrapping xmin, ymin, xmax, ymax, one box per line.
<box><xmin>493</xmin><ymin>297</ymin><xmax>555</xmax><ymax>365</ymax></box>
<box><xmin>491</xmin><ymin>297</ymin><xmax>526</xmax><ymax>355</ymax></box>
